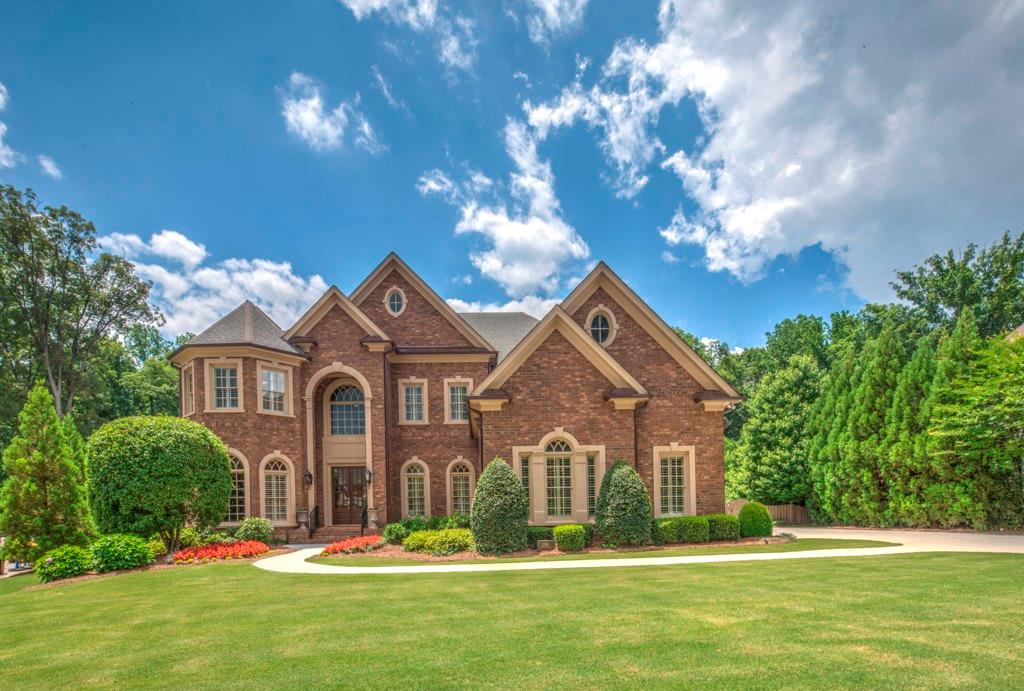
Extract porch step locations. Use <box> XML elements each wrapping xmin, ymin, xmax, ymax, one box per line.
<box><xmin>288</xmin><ymin>525</ymin><xmax>380</xmax><ymax>544</ymax></box>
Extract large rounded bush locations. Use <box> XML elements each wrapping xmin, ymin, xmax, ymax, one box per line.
<box><xmin>235</xmin><ymin>517</ymin><xmax>274</xmax><ymax>543</ymax></box>
<box><xmin>595</xmin><ymin>461</ymin><xmax>653</xmax><ymax>547</ymax></box>
<box><xmin>470</xmin><ymin>458</ymin><xmax>529</xmax><ymax>555</ymax></box>
<box><xmin>35</xmin><ymin>545</ymin><xmax>92</xmax><ymax>583</ymax></box>
<box><xmin>738</xmin><ymin>502</ymin><xmax>773</xmax><ymax>537</ymax></box>
<box><xmin>91</xmin><ymin>534</ymin><xmax>154</xmax><ymax>572</ymax></box>
<box><xmin>87</xmin><ymin>416</ymin><xmax>232</xmax><ymax>559</ymax></box>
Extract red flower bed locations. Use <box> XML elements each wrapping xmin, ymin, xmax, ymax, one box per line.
<box><xmin>321</xmin><ymin>534</ymin><xmax>382</xmax><ymax>556</ymax></box>
<box><xmin>174</xmin><ymin>540</ymin><xmax>269</xmax><ymax>563</ymax></box>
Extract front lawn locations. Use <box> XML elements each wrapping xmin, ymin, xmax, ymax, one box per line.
<box><xmin>2</xmin><ymin>552</ymin><xmax>1021</xmax><ymax>688</ymax></box>
<box><xmin>312</xmin><ymin>537</ymin><xmax>897</xmax><ymax>566</ymax></box>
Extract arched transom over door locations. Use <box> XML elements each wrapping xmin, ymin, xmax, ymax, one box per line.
<box><xmin>323</xmin><ymin>379</ymin><xmax>369</xmax><ymax>525</ymax></box>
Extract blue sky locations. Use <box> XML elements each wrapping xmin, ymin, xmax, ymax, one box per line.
<box><xmin>1</xmin><ymin>1</ymin><xmax>1021</xmax><ymax>347</ymax></box>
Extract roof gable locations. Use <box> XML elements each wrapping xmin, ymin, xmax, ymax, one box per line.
<box><xmin>175</xmin><ymin>300</ymin><xmax>304</xmax><ymax>357</ymax></box>
<box><xmin>561</xmin><ymin>262</ymin><xmax>740</xmax><ymax>398</ymax></box>
<box><xmin>472</xmin><ymin>306</ymin><xmax>647</xmax><ymax>396</ymax></box>
<box><xmin>350</xmin><ymin>253</ymin><xmax>492</xmax><ymax>350</ymax></box>
<box><xmin>283</xmin><ymin>286</ymin><xmax>389</xmax><ymax>341</ymax></box>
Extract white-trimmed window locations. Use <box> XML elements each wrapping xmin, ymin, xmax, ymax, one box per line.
<box><xmin>587</xmin><ymin>453</ymin><xmax>597</xmax><ymax>517</ymax></box>
<box><xmin>261</xmin><ymin>367</ymin><xmax>286</xmax><ymax>413</ymax></box>
<box><xmin>520</xmin><ymin>454</ymin><xmax>530</xmax><ymax>501</ymax></box>
<box><xmin>447</xmin><ymin>460</ymin><xmax>474</xmax><ymax>515</ymax></box>
<box><xmin>330</xmin><ymin>384</ymin><xmax>365</xmax><ymax>435</ymax></box>
<box><xmin>545</xmin><ymin>440</ymin><xmax>573</xmax><ymax>518</ymax></box>
<box><xmin>384</xmin><ymin>286</ymin><xmax>407</xmax><ymax>316</ymax></box>
<box><xmin>401</xmin><ymin>460</ymin><xmax>429</xmax><ymax>517</ymax></box>
<box><xmin>444</xmin><ymin>378</ymin><xmax>472</xmax><ymax>424</ymax></box>
<box><xmin>214</xmin><ymin>365</ymin><xmax>239</xmax><ymax>409</ymax></box>
<box><xmin>182</xmin><ymin>364</ymin><xmax>195</xmax><ymax>416</ymax></box>
<box><xmin>514</xmin><ymin>430</ymin><xmax>606</xmax><ymax>525</ymax></box>
<box><xmin>660</xmin><ymin>456</ymin><xmax>686</xmax><ymax>516</ymax></box>
<box><xmin>399</xmin><ymin>378</ymin><xmax>428</xmax><ymax>424</ymax></box>
<box><xmin>227</xmin><ymin>455</ymin><xmax>247</xmax><ymax>523</ymax></box>
<box><xmin>261</xmin><ymin>456</ymin><xmax>292</xmax><ymax>524</ymax></box>
<box><xmin>586</xmin><ymin>305</ymin><xmax>618</xmax><ymax>347</ymax></box>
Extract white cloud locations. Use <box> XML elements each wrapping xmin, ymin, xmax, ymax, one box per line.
<box><xmin>371</xmin><ymin>65</ymin><xmax>410</xmax><ymax>114</ymax></box>
<box><xmin>37</xmin><ymin>155</ymin><xmax>62</xmax><ymax>180</ymax></box>
<box><xmin>419</xmin><ymin>119</ymin><xmax>589</xmax><ymax>297</ymax></box>
<box><xmin>522</xmin><ymin>0</ymin><xmax>590</xmax><ymax>45</ymax></box>
<box><xmin>447</xmin><ymin>295</ymin><xmax>559</xmax><ymax>319</ymax></box>
<box><xmin>100</xmin><ymin>229</ymin><xmax>328</xmax><ymax>336</ymax></box>
<box><xmin>281</xmin><ymin>72</ymin><xmax>383</xmax><ymax>154</ymax></box>
<box><xmin>0</xmin><ymin>83</ymin><xmax>8</xmax><ymax>110</ymax></box>
<box><xmin>339</xmin><ymin>0</ymin><xmax>477</xmax><ymax>73</ymax></box>
<box><xmin>0</xmin><ymin>84</ymin><xmax>20</xmax><ymax>169</ymax></box>
<box><xmin>525</xmin><ymin>0</ymin><xmax>1024</xmax><ymax>300</ymax></box>
<box><xmin>660</xmin><ymin>250</ymin><xmax>679</xmax><ymax>264</ymax></box>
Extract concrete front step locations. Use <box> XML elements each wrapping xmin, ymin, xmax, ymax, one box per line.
<box><xmin>288</xmin><ymin>526</ymin><xmax>380</xmax><ymax>544</ymax></box>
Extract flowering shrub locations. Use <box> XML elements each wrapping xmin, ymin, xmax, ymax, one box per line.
<box><xmin>173</xmin><ymin>540</ymin><xmax>269</xmax><ymax>563</ymax></box>
<box><xmin>321</xmin><ymin>534</ymin><xmax>383</xmax><ymax>556</ymax></box>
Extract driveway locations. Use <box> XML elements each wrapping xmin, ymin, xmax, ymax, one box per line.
<box><xmin>778</xmin><ymin>526</ymin><xmax>1024</xmax><ymax>553</ymax></box>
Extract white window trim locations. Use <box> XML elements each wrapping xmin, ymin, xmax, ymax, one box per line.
<box><xmin>181</xmin><ymin>363</ymin><xmax>195</xmax><ymax>417</ymax></box>
<box><xmin>221</xmin><ymin>448</ymin><xmax>250</xmax><ymax>526</ymax></box>
<box><xmin>398</xmin><ymin>377</ymin><xmax>429</xmax><ymax>425</ymax></box>
<box><xmin>259</xmin><ymin>451</ymin><xmax>296</xmax><ymax>527</ymax></box>
<box><xmin>586</xmin><ymin>304</ymin><xmax>619</xmax><ymax>348</ymax></box>
<box><xmin>384</xmin><ymin>285</ymin><xmax>408</xmax><ymax>317</ymax></box>
<box><xmin>445</xmin><ymin>456</ymin><xmax>476</xmax><ymax>515</ymax></box>
<box><xmin>204</xmin><ymin>358</ymin><xmax>244</xmax><ymax>413</ymax></box>
<box><xmin>256</xmin><ymin>361</ymin><xmax>294</xmax><ymax>417</ymax></box>
<box><xmin>511</xmin><ymin>427</ymin><xmax>605</xmax><ymax>526</ymax></box>
<box><xmin>652</xmin><ymin>443</ymin><xmax>697</xmax><ymax>518</ymax></box>
<box><xmin>400</xmin><ymin>458</ymin><xmax>431</xmax><ymax>518</ymax></box>
<box><xmin>443</xmin><ymin>377</ymin><xmax>473</xmax><ymax>425</ymax></box>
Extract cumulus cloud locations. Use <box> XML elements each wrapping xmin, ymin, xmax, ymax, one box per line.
<box><xmin>100</xmin><ymin>229</ymin><xmax>328</xmax><ymax>336</ymax></box>
<box><xmin>524</xmin><ymin>0</ymin><xmax>1024</xmax><ymax>300</ymax></box>
<box><xmin>37</xmin><ymin>155</ymin><xmax>62</xmax><ymax>180</ymax></box>
<box><xmin>447</xmin><ymin>295</ymin><xmax>559</xmax><ymax>319</ymax></box>
<box><xmin>419</xmin><ymin>119</ymin><xmax>589</xmax><ymax>298</ymax></box>
<box><xmin>521</xmin><ymin>0</ymin><xmax>590</xmax><ymax>45</ymax></box>
<box><xmin>0</xmin><ymin>83</ymin><xmax>20</xmax><ymax>169</ymax></box>
<box><xmin>281</xmin><ymin>72</ymin><xmax>383</xmax><ymax>154</ymax></box>
<box><xmin>339</xmin><ymin>0</ymin><xmax>477</xmax><ymax>74</ymax></box>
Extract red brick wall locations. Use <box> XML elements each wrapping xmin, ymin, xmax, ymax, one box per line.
<box><xmin>357</xmin><ymin>269</ymin><xmax>474</xmax><ymax>348</ymax></box>
<box><xmin>571</xmin><ymin>287</ymin><xmax>726</xmax><ymax>514</ymax></box>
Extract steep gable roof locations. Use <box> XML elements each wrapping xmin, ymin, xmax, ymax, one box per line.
<box><xmin>349</xmin><ymin>252</ymin><xmax>493</xmax><ymax>350</ymax></box>
<box><xmin>175</xmin><ymin>300</ymin><xmax>305</xmax><ymax>357</ymax></box>
<box><xmin>283</xmin><ymin>286</ymin><xmax>389</xmax><ymax>341</ymax></box>
<box><xmin>561</xmin><ymin>262</ymin><xmax>740</xmax><ymax>398</ymax></box>
<box><xmin>472</xmin><ymin>306</ymin><xmax>647</xmax><ymax>396</ymax></box>
<box><xmin>458</xmin><ymin>312</ymin><xmax>539</xmax><ymax>361</ymax></box>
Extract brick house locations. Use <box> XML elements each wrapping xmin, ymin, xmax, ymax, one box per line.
<box><xmin>170</xmin><ymin>253</ymin><xmax>740</xmax><ymax>540</ymax></box>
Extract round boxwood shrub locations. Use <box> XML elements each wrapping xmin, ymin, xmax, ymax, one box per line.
<box><xmin>35</xmin><ymin>545</ymin><xmax>92</xmax><ymax>583</ymax></box>
<box><xmin>381</xmin><ymin>522</ymin><xmax>410</xmax><ymax>545</ymax></box>
<box><xmin>87</xmin><ymin>416</ymin><xmax>233</xmax><ymax>560</ymax></box>
<box><xmin>470</xmin><ymin>458</ymin><xmax>529</xmax><ymax>555</ymax></box>
<box><xmin>595</xmin><ymin>461</ymin><xmax>653</xmax><ymax>547</ymax></box>
<box><xmin>235</xmin><ymin>517</ymin><xmax>274</xmax><ymax>544</ymax></box>
<box><xmin>738</xmin><ymin>502</ymin><xmax>773</xmax><ymax>537</ymax></box>
<box><xmin>553</xmin><ymin>524</ymin><xmax>586</xmax><ymax>552</ymax></box>
<box><xmin>91</xmin><ymin>534</ymin><xmax>154</xmax><ymax>573</ymax></box>
<box><xmin>705</xmin><ymin>513</ymin><xmax>741</xmax><ymax>541</ymax></box>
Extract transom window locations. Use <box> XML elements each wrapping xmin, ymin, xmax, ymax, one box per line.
<box><xmin>448</xmin><ymin>384</ymin><xmax>468</xmax><ymax>422</ymax></box>
<box><xmin>590</xmin><ymin>313</ymin><xmax>611</xmax><ymax>344</ymax></box>
<box><xmin>385</xmin><ymin>287</ymin><xmax>406</xmax><ymax>316</ymax></box>
<box><xmin>660</xmin><ymin>456</ymin><xmax>686</xmax><ymax>516</ymax></box>
<box><xmin>404</xmin><ymin>384</ymin><xmax>424</xmax><ymax>422</ymax></box>
<box><xmin>450</xmin><ymin>462</ymin><xmax>472</xmax><ymax>515</ymax></box>
<box><xmin>405</xmin><ymin>464</ymin><xmax>425</xmax><ymax>516</ymax></box>
<box><xmin>545</xmin><ymin>440</ymin><xmax>572</xmax><ymax>517</ymax></box>
<box><xmin>261</xmin><ymin>368</ymin><xmax>286</xmax><ymax>413</ymax></box>
<box><xmin>213</xmin><ymin>366</ymin><xmax>239</xmax><ymax>409</ymax></box>
<box><xmin>264</xmin><ymin>459</ymin><xmax>289</xmax><ymax>522</ymax></box>
<box><xmin>330</xmin><ymin>384</ymin><xmax>365</xmax><ymax>435</ymax></box>
<box><xmin>227</xmin><ymin>456</ymin><xmax>246</xmax><ymax>522</ymax></box>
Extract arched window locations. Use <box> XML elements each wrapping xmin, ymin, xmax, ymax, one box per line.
<box><xmin>545</xmin><ymin>440</ymin><xmax>573</xmax><ymax>517</ymax></box>
<box><xmin>330</xmin><ymin>384</ymin><xmax>365</xmax><ymax>435</ymax></box>
<box><xmin>385</xmin><ymin>286</ymin><xmax>406</xmax><ymax>316</ymax></box>
<box><xmin>263</xmin><ymin>458</ymin><xmax>290</xmax><ymax>523</ymax></box>
<box><xmin>448</xmin><ymin>461</ymin><xmax>474</xmax><ymax>515</ymax></box>
<box><xmin>402</xmin><ymin>461</ymin><xmax>428</xmax><ymax>517</ymax></box>
<box><xmin>227</xmin><ymin>455</ymin><xmax>247</xmax><ymax>522</ymax></box>
<box><xmin>586</xmin><ymin>306</ymin><xmax>617</xmax><ymax>346</ymax></box>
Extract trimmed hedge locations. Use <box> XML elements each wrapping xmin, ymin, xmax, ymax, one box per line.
<box><xmin>653</xmin><ymin>517</ymin><xmax>677</xmax><ymax>545</ymax></box>
<box><xmin>553</xmin><ymin>524</ymin><xmax>586</xmax><ymax>552</ymax></box>
<box><xmin>739</xmin><ymin>502</ymin><xmax>773</xmax><ymax>537</ymax></box>
<box><xmin>675</xmin><ymin>516</ymin><xmax>710</xmax><ymax>543</ymax></box>
<box><xmin>382</xmin><ymin>514</ymin><xmax>472</xmax><ymax>546</ymax></box>
<box><xmin>527</xmin><ymin>526</ymin><xmax>554</xmax><ymax>548</ymax></box>
<box><xmin>36</xmin><ymin>545</ymin><xmax>92</xmax><ymax>583</ymax></box>
<box><xmin>595</xmin><ymin>461</ymin><xmax>653</xmax><ymax>547</ymax></box>
<box><xmin>381</xmin><ymin>522</ymin><xmax>410</xmax><ymax>545</ymax></box>
<box><xmin>235</xmin><ymin>517</ymin><xmax>274</xmax><ymax>544</ymax></box>
<box><xmin>402</xmin><ymin>529</ymin><xmax>475</xmax><ymax>556</ymax></box>
<box><xmin>471</xmin><ymin>459</ymin><xmax>529</xmax><ymax>555</ymax></box>
<box><xmin>91</xmin><ymin>534</ymin><xmax>154</xmax><ymax>573</ymax></box>
<box><xmin>705</xmin><ymin>513</ymin><xmax>741</xmax><ymax>541</ymax></box>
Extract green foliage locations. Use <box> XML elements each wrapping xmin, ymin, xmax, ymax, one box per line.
<box><xmin>442</xmin><ymin>513</ymin><xmax>471</xmax><ymax>529</ymax></box>
<box><xmin>401</xmin><ymin>529</ymin><xmax>474</xmax><ymax>556</ymax></box>
<box><xmin>0</xmin><ymin>385</ymin><xmax>93</xmax><ymax>561</ymax></box>
<box><xmin>705</xmin><ymin>513</ymin><xmax>741</xmax><ymax>541</ymax></box>
<box><xmin>179</xmin><ymin>527</ymin><xmax>201</xmax><ymax>548</ymax></box>
<box><xmin>425</xmin><ymin>515</ymin><xmax>446</xmax><ymax>530</ymax></box>
<box><xmin>91</xmin><ymin>534</ymin><xmax>154</xmax><ymax>572</ymax></box>
<box><xmin>235</xmin><ymin>517</ymin><xmax>274</xmax><ymax>544</ymax></box>
<box><xmin>470</xmin><ymin>459</ymin><xmax>529</xmax><ymax>555</ymax></box>
<box><xmin>526</xmin><ymin>526</ymin><xmax>554</xmax><ymax>548</ymax></box>
<box><xmin>381</xmin><ymin>522</ymin><xmax>410</xmax><ymax>545</ymax></box>
<box><xmin>87</xmin><ymin>416</ymin><xmax>232</xmax><ymax>557</ymax></box>
<box><xmin>147</xmin><ymin>537</ymin><xmax>167</xmax><ymax>559</ymax></box>
<box><xmin>120</xmin><ymin>357</ymin><xmax>179</xmax><ymax>416</ymax></box>
<box><xmin>738</xmin><ymin>502</ymin><xmax>773</xmax><ymax>537</ymax></box>
<box><xmin>594</xmin><ymin>461</ymin><xmax>653</xmax><ymax>547</ymax></box>
<box><xmin>35</xmin><ymin>544</ymin><xmax>92</xmax><ymax>583</ymax></box>
<box><xmin>652</xmin><ymin>518</ymin><xmax>677</xmax><ymax>545</ymax></box>
<box><xmin>553</xmin><ymin>524</ymin><xmax>586</xmax><ymax>552</ymax></box>
<box><xmin>675</xmin><ymin>516</ymin><xmax>710</xmax><ymax>543</ymax></box>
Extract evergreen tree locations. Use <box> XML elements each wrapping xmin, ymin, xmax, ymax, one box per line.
<box><xmin>807</xmin><ymin>341</ymin><xmax>860</xmax><ymax>522</ymax></box>
<box><xmin>0</xmin><ymin>384</ymin><xmax>93</xmax><ymax>561</ymax></box>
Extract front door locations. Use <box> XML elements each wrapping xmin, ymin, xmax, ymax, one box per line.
<box><xmin>331</xmin><ymin>466</ymin><xmax>366</xmax><ymax>525</ymax></box>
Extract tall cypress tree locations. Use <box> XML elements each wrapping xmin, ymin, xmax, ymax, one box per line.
<box><xmin>807</xmin><ymin>341</ymin><xmax>859</xmax><ymax>522</ymax></box>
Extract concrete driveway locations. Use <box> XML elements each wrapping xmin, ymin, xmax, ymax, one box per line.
<box><xmin>778</xmin><ymin>526</ymin><xmax>1024</xmax><ymax>553</ymax></box>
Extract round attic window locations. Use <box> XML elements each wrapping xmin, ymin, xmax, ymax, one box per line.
<box><xmin>586</xmin><ymin>306</ymin><xmax>617</xmax><ymax>347</ymax></box>
<box><xmin>385</xmin><ymin>287</ymin><xmax>406</xmax><ymax>316</ymax></box>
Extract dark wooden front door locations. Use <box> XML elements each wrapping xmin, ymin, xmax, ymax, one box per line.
<box><xmin>331</xmin><ymin>466</ymin><xmax>366</xmax><ymax>525</ymax></box>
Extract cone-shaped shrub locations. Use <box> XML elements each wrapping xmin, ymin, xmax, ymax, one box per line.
<box><xmin>470</xmin><ymin>458</ymin><xmax>528</xmax><ymax>555</ymax></box>
<box><xmin>595</xmin><ymin>461</ymin><xmax>652</xmax><ymax>547</ymax></box>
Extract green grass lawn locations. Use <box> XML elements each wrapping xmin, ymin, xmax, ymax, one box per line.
<box><xmin>312</xmin><ymin>537</ymin><xmax>897</xmax><ymax>566</ymax></box>
<box><xmin>2</xmin><ymin>552</ymin><xmax>1022</xmax><ymax>689</ymax></box>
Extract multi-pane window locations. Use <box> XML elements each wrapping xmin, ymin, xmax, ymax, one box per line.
<box><xmin>660</xmin><ymin>456</ymin><xmax>686</xmax><ymax>516</ymax></box>
<box><xmin>590</xmin><ymin>313</ymin><xmax>611</xmax><ymax>344</ymax></box>
<box><xmin>545</xmin><ymin>440</ymin><xmax>572</xmax><ymax>517</ymax></box>
<box><xmin>182</xmin><ymin>365</ymin><xmax>194</xmax><ymax>415</ymax></box>
<box><xmin>450</xmin><ymin>462</ymin><xmax>472</xmax><ymax>515</ymax></box>
<box><xmin>405</xmin><ymin>464</ymin><xmax>425</xmax><ymax>516</ymax></box>
<box><xmin>587</xmin><ymin>454</ymin><xmax>596</xmax><ymax>517</ymax></box>
<box><xmin>261</xmin><ymin>368</ymin><xmax>286</xmax><ymax>413</ymax></box>
<box><xmin>213</xmin><ymin>366</ymin><xmax>239</xmax><ymax>409</ymax></box>
<box><xmin>330</xmin><ymin>385</ymin><xmax>365</xmax><ymax>435</ymax></box>
<box><xmin>227</xmin><ymin>456</ymin><xmax>246</xmax><ymax>522</ymax></box>
<box><xmin>448</xmin><ymin>384</ymin><xmax>468</xmax><ymax>422</ymax></box>
<box><xmin>520</xmin><ymin>454</ymin><xmax>530</xmax><ymax>500</ymax></box>
<box><xmin>386</xmin><ymin>287</ymin><xmax>405</xmax><ymax>316</ymax></box>
<box><xmin>264</xmin><ymin>459</ymin><xmax>289</xmax><ymax>522</ymax></box>
<box><xmin>403</xmin><ymin>384</ymin><xmax>424</xmax><ymax>422</ymax></box>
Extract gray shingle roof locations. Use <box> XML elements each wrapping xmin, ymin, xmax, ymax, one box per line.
<box><xmin>185</xmin><ymin>301</ymin><xmax>305</xmax><ymax>356</ymax></box>
<box><xmin>458</xmin><ymin>312</ymin><xmax>539</xmax><ymax>361</ymax></box>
